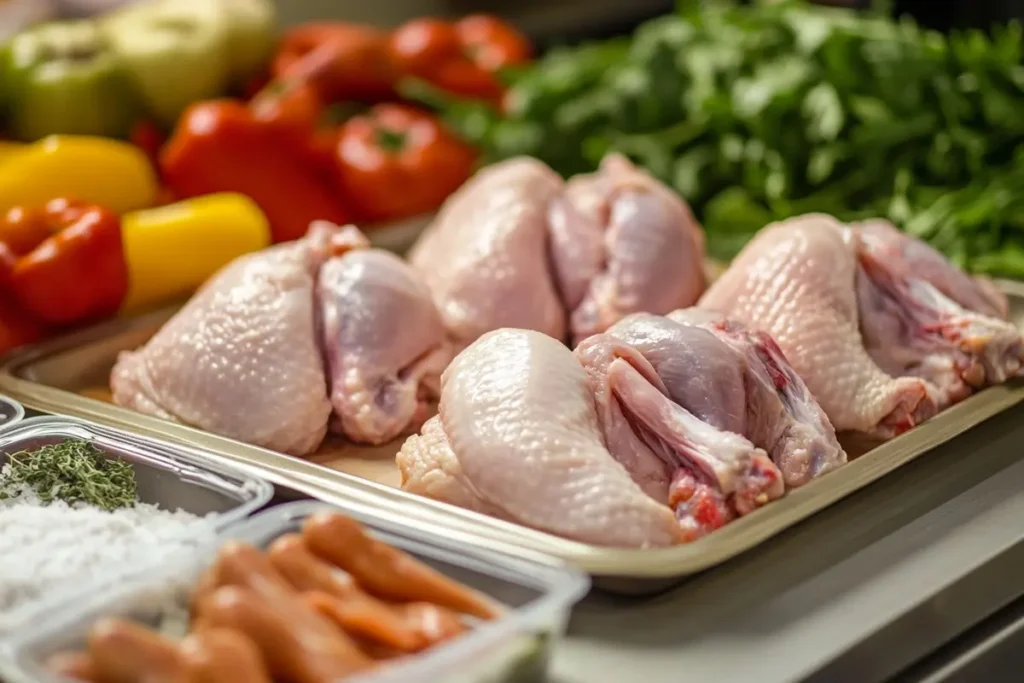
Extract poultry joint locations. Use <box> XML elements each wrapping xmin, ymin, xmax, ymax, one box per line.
<box><xmin>112</xmin><ymin>222</ymin><xmax>451</xmax><ymax>455</ymax></box>
<box><xmin>408</xmin><ymin>153</ymin><xmax>707</xmax><ymax>349</ymax></box>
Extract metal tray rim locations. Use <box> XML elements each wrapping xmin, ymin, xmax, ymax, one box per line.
<box><xmin>2</xmin><ymin>282</ymin><xmax>1024</xmax><ymax>580</ymax></box>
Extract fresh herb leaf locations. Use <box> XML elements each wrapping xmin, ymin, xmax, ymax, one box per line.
<box><xmin>0</xmin><ymin>439</ymin><xmax>138</xmax><ymax>511</ymax></box>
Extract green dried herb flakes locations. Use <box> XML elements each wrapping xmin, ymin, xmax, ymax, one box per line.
<box><xmin>0</xmin><ymin>439</ymin><xmax>138</xmax><ymax>511</ymax></box>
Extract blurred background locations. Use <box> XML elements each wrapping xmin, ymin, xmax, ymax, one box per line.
<box><xmin>11</xmin><ymin>0</ymin><xmax>1024</xmax><ymax>41</ymax></box>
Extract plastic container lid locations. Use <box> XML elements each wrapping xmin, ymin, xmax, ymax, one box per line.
<box><xmin>0</xmin><ymin>396</ymin><xmax>24</xmax><ymax>431</ymax></box>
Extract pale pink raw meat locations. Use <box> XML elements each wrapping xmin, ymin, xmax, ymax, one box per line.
<box><xmin>319</xmin><ymin>248</ymin><xmax>452</xmax><ymax>445</ymax></box>
<box><xmin>398</xmin><ymin>328</ymin><xmax>682</xmax><ymax>548</ymax></box>
<box><xmin>410</xmin><ymin>154</ymin><xmax>706</xmax><ymax>349</ymax></box>
<box><xmin>575</xmin><ymin>321</ymin><xmax>782</xmax><ymax>542</ymax></box>
<box><xmin>700</xmin><ymin>214</ymin><xmax>934</xmax><ymax>439</ymax></box>
<box><xmin>408</xmin><ymin>158</ymin><xmax>567</xmax><ymax>350</ymax></box>
<box><xmin>668</xmin><ymin>309</ymin><xmax>846</xmax><ymax>487</ymax></box>
<box><xmin>553</xmin><ymin>153</ymin><xmax>707</xmax><ymax>344</ymax></box>
<box><xmin>851</xmin><ymin>220</ymin><xmax>1024</xmax><ymax>406</ymax></box>
<box><xmin>110</xmin><ymin>223</ymin><xmax>355</xmax><ymax>456</ymax></box>
<box><xmin>112</xmin><ymin>222</ymin><xmax>451</xmax><ymax>453</ymax></box>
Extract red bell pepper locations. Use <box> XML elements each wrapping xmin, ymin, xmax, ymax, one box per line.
<box><xmin>5</xmin><ymin>198</ymin><xmax>129</xmax><ymax>327</ymax></box>
<box><xmin>334</xmin><ymin>104</ymin><xmax>477</xmax><ymax>224</ymax></box>
<box><xmin>272</xmin><ymin>23</ymin><xmax>398</xmax><ymax>102</ymax></box>
<box><xmin>389</xmin><ymin>15</ymin><xmax>531</xmax><ymax>103</ymax></box>
<box><xmin>161</xmin><ymin>100</ymin><xmax>351</xmax><ymax>243</ymax></box>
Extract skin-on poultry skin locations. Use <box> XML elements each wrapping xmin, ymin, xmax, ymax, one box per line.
<box><xmin>112</xmin><ymin>222</ymin><xmax>448</xmax><ymax>454</ymax></box>
<box><xmin>407</xmin><ymin>158</ymin><xmax>568</xmax><ymax>350</ymax></box>
<box><xmin>397</xmin><ymin>328</ymin><xmax>684</xmax><ymax>548</ymax></box>
<box><xmin>851</xmin><ymin>219</ymin><xmax>1023</xmax><ymax>407</ymax></box>
<box><xmin>409</xmin><ymin>153</ymin><xmax>706</xmax><ymax>350</ymax></box>
<box><xmin>319</xmin><ymin>247</ymin><xmax>452</xmax><ymax>445</ymax></box>
<box><xmin>700</xmin><ymin>213</ymin><xmax>1024</xmax><ymax>439</ymax></box>
<box><xmin>111</xmin><ymin>223</ymin><xmax>347</xmax><ymax>456</ymax></box>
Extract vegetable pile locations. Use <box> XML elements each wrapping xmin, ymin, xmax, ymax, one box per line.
<box><xmin>437</xmin><ymin>0</ymin><xmax>1024</xmax><ymax>276</ymax></box>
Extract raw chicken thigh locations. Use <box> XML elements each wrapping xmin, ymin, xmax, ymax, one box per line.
<box><xmin>113</xmin><ymin>223</ymin><xmax>448</xmax><ymax>454</ymax></box>
<box><xmin>851</xmin><ymin>219</ymin><xmax>1022</xmax><ymax>404</ymax></box>
<box><xmin>554</xmin><ymin>154</ymin><xmax>707</xmax><ymax>343</ymax></box>
<box><xmin>667</xmin><ymin>309</ymin><xmax>846</xmax><ymax>486</ymax></box>
<box><xmin>409</xmin><ymin>153</ymin><xmax>706</xmax><ymax>349</ymax></box>
<box><xmin>111</xmin><ymin>223</ymin><xmax>346</xmax><ymax>456</ymax></box>
<box><xmin>398</xmin><ymin>328</ymin><xmax>683</xmax><ymax>548</ymax></box>
<box><xmin>319</xmin><ymin>248</ymin><xmax>452</xmax><ymax>445</ymax></box>
<box><xmin>701</xmin><ymin>214</ymin><xmax>1024</xmax><ymax>438</ymax></box>
<box><xmin>408</xmin><ymin>158</ymin><xmax>567</xmax><ymax>349</ymax></box>
<box><xmin>399</xmin><ymin>312</ymin><xmax>841</xmax><ymax>545</ymax></box>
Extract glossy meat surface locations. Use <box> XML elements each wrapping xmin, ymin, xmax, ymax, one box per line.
<box><xmin>398</xmin><ymin>328</ymin><xmax>682</xmax><ymax>548</ymax></box>
<box><xmin>319</xmin><ymin>249</ymin><xmax>452</xmax><ymax>445</ymax></box>
<box><xmin>700</xmin><ymin>214</ymin><xmax>934</xmax><ymax>438</ymax></box>
<box><xmin>111</xmin><ymin>224</ymin><xmax>350</xmax><ymax>455</ymax></box>
<box><xmin>410</xmin><ymin>154</ymin><xmax>706</xmax><ymax>349</ymax></box>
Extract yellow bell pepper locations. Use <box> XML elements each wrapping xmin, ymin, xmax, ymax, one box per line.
<box><xmin>120</xmin><ymin>192</ymin><xmax>272</xmax><ymax>314</ymax></box>
<box><xmin>0</xmin><ymin>142</ymin><xmax>27</xmax><ymax>167</ymax></box>
<box><xmin>0</xmin><ymin>135</ymin><xmax>157</xmax><ymax>216</ymax></box>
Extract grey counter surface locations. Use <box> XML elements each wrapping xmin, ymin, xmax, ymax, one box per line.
<box><xmin>550</xmin><ymin>403</ymin><xmax>1024</xmax><ymax>683</ymax></box>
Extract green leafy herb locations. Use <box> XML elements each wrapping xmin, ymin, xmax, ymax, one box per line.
<box><xmin>428</xmin><ymin>0</ymin><xmax>1024</xmax><ymax>276</ymax></box>
<box><xmin>0</xmin><ymin>439</ymin><xmax>138</xmax><ymax>511</ymax></box>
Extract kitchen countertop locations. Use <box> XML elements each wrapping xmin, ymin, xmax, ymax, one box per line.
<box><xmin>550</xmin><ymin>402</ymin><xmax>1024</xmax><ymax>682</ymax></box>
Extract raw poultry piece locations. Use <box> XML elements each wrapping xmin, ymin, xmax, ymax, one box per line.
<box><xmin>552</xmin><ymin>153</ymin><xmax>707</xmax><ymax>343</ymax></box>
<box><xmin>409</xmin><ymin>153</ymin><xmax>706</xmax><ymax>349</ymax></box>
<box><xmin>112</xmin><ymin>222</ymin><xmax>449</xmax><ymax>454</ymax></box>
<box><xmin>408</xmin><ymin>158</ymin><xmax>568</xmax><ymax>348</ymax></box>
<box><xmin>319</xmin><ymin>246</ymin><xmax>452</xmax><ymax>445</ymax></box>
<box><xmin>852</xmin><ymin>219</ymin><xmax>1022</xmax><ymax>404</ymax></box>
<box><xmin>575</xmin><ymin>319</ymin><xmax>782</xmax><ymax>541</ymax></box>
<box><xmin>701</xmin><ymin>214</ymin><xmax>1024</xmax><ymax>438</ymax></box>
<box><xmin>398</xmin><ymin>328</ymin><xmax>682</xmax><ymax>548</ymax></box>
<box><xmin>667</xmin><ymin>309</ymin><xmax>846</xmax><ymax>486</ymax></box>
<box><xmin>111</xmin><ymin>223</ymin><xmax>347</xmax><ymax>456</ymax></box>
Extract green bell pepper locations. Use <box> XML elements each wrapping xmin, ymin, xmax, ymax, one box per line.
<box><xmin>0</xmin><ymin>20</ymin><xmax>142</xmax><ymax>142</ymax></box>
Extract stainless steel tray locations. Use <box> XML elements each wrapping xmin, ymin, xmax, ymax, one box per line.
<box><xmin>2</xmin><ymin>282</ymin><xmax>1023</xmax><ymax>594</ymax></box>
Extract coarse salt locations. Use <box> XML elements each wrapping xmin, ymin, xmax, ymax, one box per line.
<box><xmin>0</xmin><ymin>477</ymin><xmax>217</xmax><ymax>632</ymax></box>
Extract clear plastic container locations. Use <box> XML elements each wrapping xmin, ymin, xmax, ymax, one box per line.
<box><xmin>0</xmin><ymin>416</ymin><xmax>273</xmax><ymax>525</ymax></box>
<box><xmin>0</xmin><ymin>415</ymin><xmax>274</xmax><ymax>635</ymax></box>
<box><xmin>0</xmin><ymin>395</ymin><xmax>25</xmax><ymax>431</ymax></box>
<box><xmin>1</xmin><ymin>500</ymin><xmax>590</xmax><ymax>683</ymax></box>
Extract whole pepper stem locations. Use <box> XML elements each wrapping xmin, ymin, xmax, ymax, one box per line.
<box><xmin>375</xmin><ymin>127</ymin><xmax>408</xmax><ymax>154</ymax></box>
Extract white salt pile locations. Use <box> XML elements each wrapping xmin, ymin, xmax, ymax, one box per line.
<box><xmin>0</xmin><ymin>480</ymin><xmax>217</xmax><ymax>631</ymax></box>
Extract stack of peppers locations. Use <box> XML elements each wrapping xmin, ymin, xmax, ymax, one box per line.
<box><xmin>0</xmin><ymin>136</ymin><xmax>271</xmax><ymax>355</ymax></box>
<box><xmin>159</xmin><ymin>15</ymin><xmax>531</xmax><ymax>239</ymax></box>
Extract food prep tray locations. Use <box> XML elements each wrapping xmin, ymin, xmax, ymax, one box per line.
<box><xmin>0</xmin><ymin>415</ymin><xmax>274</xmax><ymax>528</ymax></box>
<box><xmin>0</xmin><ymin>500</ymin><xmax>590</xmax><ymax>683</ymax></box>
<box><xmin>2</xmin><ymin>284</ymin><xmax>1024</xmax><ymax>595</ymax></box>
